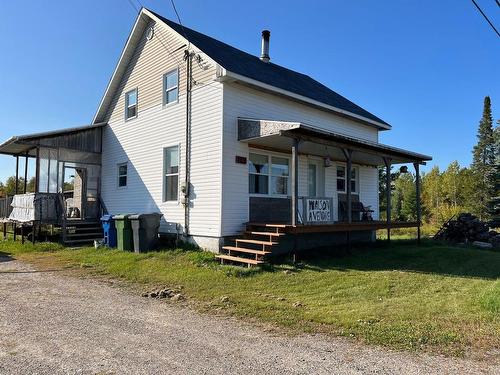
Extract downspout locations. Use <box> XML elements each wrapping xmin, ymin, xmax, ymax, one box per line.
<box><xmin>183</xmin><ymin>50</ymin><xmax>194</xmax><ymax>236</ymax></box>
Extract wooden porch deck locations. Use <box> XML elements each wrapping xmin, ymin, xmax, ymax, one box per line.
<box><xmin>216</xmin><ymin>221</ymin><xmax>420</xmax><ymax>267</ymax></box>
<box><xmin>247</xmin><ymin>221</ymin><xmax>419</xmax><ymax>234</ymax></box>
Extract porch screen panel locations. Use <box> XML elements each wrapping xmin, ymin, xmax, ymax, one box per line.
<box><xmin>38</xmin><ymin>148</ymin><xmax>49</xmax><ymax>193</ymax></box>
<box><xmin>48</xmin><ymin>149</ymin><xmax>58</xmax><ymax>193</ymax></box>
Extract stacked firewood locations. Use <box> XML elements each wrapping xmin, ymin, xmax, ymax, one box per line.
<box><xmin>434</xmin><ymin>213</ymin><xmax>500</xmax><ymax>248</ymax></box>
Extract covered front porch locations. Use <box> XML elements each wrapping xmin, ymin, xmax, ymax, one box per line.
<box><xmin>217</xmin><ymin>119</ymin><xmax>431</xmax><ymax>266</ymax></box>
<box><xmin>0</xmin><ymin>123</ymin><xmax>106</xmax><ymax>244</ymax></box>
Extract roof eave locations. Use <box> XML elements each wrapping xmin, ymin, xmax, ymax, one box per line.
<box><xmin>218</xmin><ymin>68</ymin><xmax>392</xmax><ymax>131</ymax></box>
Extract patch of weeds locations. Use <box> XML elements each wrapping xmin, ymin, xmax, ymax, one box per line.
<box><xmin>0</xmin><ymin>240</ymin><xmax>64</xmax><ymax>254</ymax></box>
<box><xmin>221</xmin><ymin>264</ymin><xmax>264</xmax><ymax>278</ymax></box>
<box><xmin>478</xmin><ymin>281</ymin><xmax>500</xmax><ymax>313</ymax></box>
<box><xmin>185</xmin><ymin>250</ymin><xmax>218</xmax><ymax>267</ymax></box>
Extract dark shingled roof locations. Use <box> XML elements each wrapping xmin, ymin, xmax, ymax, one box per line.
<box><xmin>150</xmin><ymin>10</ymin><xmax>389</xmax><ymax>127</ymax></box>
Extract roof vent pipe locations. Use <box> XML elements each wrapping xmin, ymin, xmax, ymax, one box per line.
<box><xmin>260</xmin><ymin>30</ymin><xmax>270</xmax><ymax>63</ymax></box>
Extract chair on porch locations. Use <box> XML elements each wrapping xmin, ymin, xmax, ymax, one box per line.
<box><xmin>338</xmin><ymin>194</ymin><xmax>374</xmax><ymax>222</ymax></box>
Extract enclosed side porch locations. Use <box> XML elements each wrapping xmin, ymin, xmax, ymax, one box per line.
<box><xmin>0</xmin><ymin>123</ymin><xmax>107</xmax><ymax>244</ymax></box>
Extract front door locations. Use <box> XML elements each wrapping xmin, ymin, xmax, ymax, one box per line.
<box><xmin>63</xmin><ymin>167</ymin><xmax>86</xmax><ymax>219</ymax></box>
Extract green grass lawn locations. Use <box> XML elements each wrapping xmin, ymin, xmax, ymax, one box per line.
<box><xmin>1</xmin><ymin>239</ymin><xmax>499</xmax><ymax>356</ymax></box>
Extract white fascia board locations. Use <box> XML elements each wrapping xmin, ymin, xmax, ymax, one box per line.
<box><xmin>218</xmin><ymin>68</ymin><xmax>392</xmax><ymax>131</ymax></box>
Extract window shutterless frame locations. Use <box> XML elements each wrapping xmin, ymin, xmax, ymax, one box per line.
<box><xmin>117</xmin><ymin>162</ymin><xmax>128</xmax><ymax>188</ymax></box>
<box><xmin>336</xmin><ymin>164</ymin><xmax>358</xmax><ymax>194</ymax></box>
<box><xmin>163</xmin><ymin>68</ymin><xmax>179</xmax><ymax>106</ymax></box>
<box><xmin>248</xmin><ymin>152</ymin><xmax>290</xmax><ymax>197</ymax></box>
<box><xmin>125</xmin><ymin>88</ymin><xmax>138</xmax><ymax>120</ymax></box>
<box><xmin>163</xmin><ymin>145</ymin><xmax>180</xmax><ymax>202</ymax></box>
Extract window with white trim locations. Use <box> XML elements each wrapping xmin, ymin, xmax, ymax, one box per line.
<box><xmin>163</xmin><ymin>146</ymin><xmax>179</xmax><ymax>201</ymax></box>
<box><xmin>118</xmin><ymin>162</ymin><xmax>128</xmax><ymax>188</ymax></box>
<box><xmin>336</xmin><ymin>165</ymin><xmax>358</xmax><ymax>193</ymax></box>
<box><xmin>249</xmin><ymin>153</ymin><xmax>289</xmax><ymax>196</ymax></box>
<box><xmin>163</xmin><ymin>69</ymin><xmax>179</xmax><ymax>105</ymax></box>
<box><xmin>271</xmin><ymin>157</ymin><xmax>289</xmax><ymax>195</ymax></box>
<box><xmin>125</xmin><ymin>89</ymin><xmax>138</xmax><ymax>120</ymax></box>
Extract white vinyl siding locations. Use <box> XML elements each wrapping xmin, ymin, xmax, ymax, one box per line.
<box><xmin>221</xmin><ymin>83</ymin><xmax>380</xmax><ymax>236</ymax></box>
<box><xmin>358</xmin><ymin>166</ymin><xmax>379</xmax><ymax>220</ymax></box>
<box><xmin>101</xmin><ymin>19</ymin><xmax>222</xmax><ymax>239</ymax></box>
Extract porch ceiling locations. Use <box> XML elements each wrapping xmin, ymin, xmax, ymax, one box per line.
<box><xmin>238</xmin><ymin>118</ymin><xmax>432</xmax><ymax>165</ymax></box>
<box><xmin>0</xmin><ymin>123</ymin><xmax>107</xmax><ymax>156</ymax></box>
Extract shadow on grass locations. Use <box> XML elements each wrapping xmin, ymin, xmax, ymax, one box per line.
<box><xmin>292</xmin><ymin>240</ymin><xmax>500</xmax><ymax>280</ymax></box>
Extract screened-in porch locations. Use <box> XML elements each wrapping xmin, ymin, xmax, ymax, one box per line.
<box><xmin>0</xmin><ymin>123</ymin><xmax>106</xmax><ymax>243</ymax></box>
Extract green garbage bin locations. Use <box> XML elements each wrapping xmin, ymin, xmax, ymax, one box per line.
<box><xmin>114</xmin><ymin>214</ymin><xmax>134</xmax><ymax>251</ymax></box>
<box><xmin>129</xmin><ymin>213</ymin><xmax>163</xmax><ymax>253</ymax></box>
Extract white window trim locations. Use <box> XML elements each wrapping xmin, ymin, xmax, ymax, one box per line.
<box><xmin>336</xmin><ymin>163</ymin><xmax>359</xmax><ymax>194</ymax></box>
<box><xmin>117</xmin><ymin>162</ymin><xmax>128</xmax><ymax>189</ymax></box>
<box><xmin>248</xmin><ymin>151</ymin><xmax>291</xmax><ymax>198</ymax></box>
<box><xmin>125</xmin><ymin>88</ymin><xmax>138</xmax><ymax>121</ymax></box>
<box><xmin>163</xmin><ymin>68</ymin><xmax>179</xmax><ymax>107</ymax></box>
<box><xmin>163</xmin><ymin>144</ymin><xmax>181</xmax><ymax>203</ymax></box>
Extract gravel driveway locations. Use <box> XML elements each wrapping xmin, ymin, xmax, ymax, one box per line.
<box><xmin>0</xmin><ymin>254</ymin><xmax>497</xmax><ymax>375</ymax></box>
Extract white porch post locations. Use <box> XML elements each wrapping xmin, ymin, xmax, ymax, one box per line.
<box><xmin>291</xmin><ymin>138</ymin><xmax>299</xmax><ymax>226</ymax></box>
<box><xmin>342</xmin><ymin>149</ymin><xmax>353</xmax><ymax>224</ymax></box>
<box><xmin>413</xmin><ymin>162</ymin><xmax>421</xmax><ymax>244</ymax></box>
<box><xmin>383</xmin><ymin>157</ymin><xmax>392</xmax><ymax>242</ymax></box>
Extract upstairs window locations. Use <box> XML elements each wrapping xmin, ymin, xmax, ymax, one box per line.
<box><xmin>336</xmin><ymin>165</ymin><xmax>357</xmax><ymax>193</ymax></box>
<box><xmin>125</xmin><ymin>89</ymin><xmax>138</xmax><ymax>120</ymax></box>
<box><xmin>118</xmin><ymin>162</ymin><xmax>128</xmax><ymax>188</ymax></box>
<box><xmin>163</xmin><ymin>69</ymin><xmax>179</xmax><ymax>105</ymax></box>
<box><xmin>164</xmin><ymin>146</ymin><xmax>179</xmax><ymax>201</ymax></box>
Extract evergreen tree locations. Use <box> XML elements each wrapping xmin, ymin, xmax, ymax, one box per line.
<box><xmin>490</xmin><ymin>121</ymin><xmax>500</xmax><ymax>224</ymax></box>
<box><xmin>471</xmin><ymin>96</ymin><xmax>496</xmax><ymax>219</ymax></box>
<box><xmin>472</xmin><ymin>96</ymin><xmax>495</xmax><ymax>167</ymax></box>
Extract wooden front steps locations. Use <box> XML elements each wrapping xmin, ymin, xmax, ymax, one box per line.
<box><xmin>63</xmin><ymin>221</ymin><xmax>103</xmax><ymax>246</ymax></box>
<box><xmin>215</xmin><ymin>223</ymin><xmax>288</xmax><ymax>267</ymax></box>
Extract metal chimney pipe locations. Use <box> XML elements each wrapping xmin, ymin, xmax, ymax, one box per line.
<box><xmin>260</xmin><ymin>30</ymin><xmax>270</xmax><ymax>63</ymax></box>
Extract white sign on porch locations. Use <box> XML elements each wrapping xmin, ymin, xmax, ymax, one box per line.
<box><xmin>305</xmin><ymin>198</ymin><xmax>332</xmax><ymax>223</ymax></box>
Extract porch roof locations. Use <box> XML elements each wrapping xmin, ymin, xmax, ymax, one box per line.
<box><xmin>238</xmin><ymin>118</ymin><xmax>432</xmax><ymax>165</ymax></box>
<box><xmin>0</xmin><ymin>123</ymin><xmax>107</xmax><ymax>156</ymax></box>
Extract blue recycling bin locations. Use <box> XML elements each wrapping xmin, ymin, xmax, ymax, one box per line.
<box><xmin>101</xmin><ymin>214</ymin><xmax>117</xmax><ymax>248</ymax></box>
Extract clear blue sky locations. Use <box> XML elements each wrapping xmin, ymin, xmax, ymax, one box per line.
<box><xmin>0</xmin><ymin>0</ymin><xmax>498</xmax><ymax>182</ymax></box>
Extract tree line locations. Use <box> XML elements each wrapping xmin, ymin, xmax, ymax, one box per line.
<box><xmin>0</xmin><ymin>176</ymin><xmax>36</xmax><ymax>198</ymax></box>
<box><xmin>380</xmin><ymin>96</ymin><xmax>499</xmax><ymax>226</ymax></box>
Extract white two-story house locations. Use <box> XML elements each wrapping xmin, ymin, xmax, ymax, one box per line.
<box><xmin>0</xmin><ymin>8</ymin><xmax>431</xmax><ymax>265</ymax></box>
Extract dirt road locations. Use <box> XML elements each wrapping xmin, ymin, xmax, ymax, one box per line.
<box><xmin>0</xmin><ymin>254</ymin><xmax>497</xmax><ymax>374</ymax></box>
